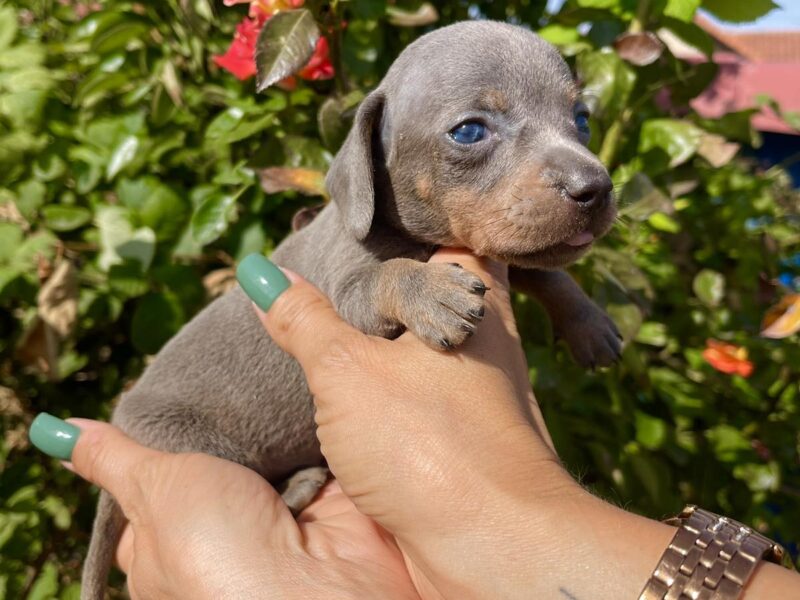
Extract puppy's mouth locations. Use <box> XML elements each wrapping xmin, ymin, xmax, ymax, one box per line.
<box><xmin>490</xmin><ymin>228</ymin><xmax>598</xmax><ymax>268</ymax></box>
<box><xmin>563</xmin><ymin>230</ymin><xmax>595</xmax><ymax>248</ymax></box>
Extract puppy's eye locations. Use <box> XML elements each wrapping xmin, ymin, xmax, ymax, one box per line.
<box><xmin>449</xmin><ymin>121</ymin><xmax>486</xmax><ymax>144</ymax></box>
<box><xmin>575</xmin><ymin>111</ymin><xmax>591</xmax><ymax>135</ymax></box>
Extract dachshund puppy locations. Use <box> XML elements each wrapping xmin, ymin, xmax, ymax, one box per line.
<box><xmin>82</xmin><ymin>20</ymin><xmax>620</xmax><ymax>598</ymax></box>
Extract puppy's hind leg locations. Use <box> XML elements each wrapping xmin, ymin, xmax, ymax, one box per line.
<box><xmin>81</xmin><ymin>490</ymin><xmax>125</xmax><ymax>600</ymax></box>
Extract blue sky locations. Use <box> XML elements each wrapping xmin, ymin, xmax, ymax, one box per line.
<box><xmin>544</xmin><ymin>0</ymin><xmax>800</xmax><ymax>31</ymax></box>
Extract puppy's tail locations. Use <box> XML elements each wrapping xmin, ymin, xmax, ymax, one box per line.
<box><xmin>81</xmin><ymin>490</ymin><xmax>125</xmax><ymax>600</ymax></box>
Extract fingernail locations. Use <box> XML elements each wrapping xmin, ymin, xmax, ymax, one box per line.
<box><xmin>29</xmin><ymin>413</ymin><xmax>81</xmax><ymax>461</ymax></box>
<box><xmin>236</xmin><ymin>254</ymin><xmax>291</xmax><ymax>312</ymax></box>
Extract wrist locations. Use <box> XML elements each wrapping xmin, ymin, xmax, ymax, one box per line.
<box><xmin>401</xmin><ymin>462</ymin><xmax>674</xmax><ymax>600</ymax></box>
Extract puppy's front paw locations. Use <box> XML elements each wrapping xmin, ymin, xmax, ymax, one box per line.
<box><xmin>555</xmin><ymin>301</ymin><xmax>622</xmax><ymax>369</ymax></box>
<box><xmin>400</xmin><ymin>262</ymin><xmax>487</xmax><ymax>350</ymax></box>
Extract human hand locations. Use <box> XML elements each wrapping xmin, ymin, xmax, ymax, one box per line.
<box><xmin>29</xmin><ymin>416</ymin><xmax>425</xmax><ymax>600</ymax></box>
<box><xmin>244</xmin><ymin>247</ymin><xmax>800</xmax><ymax>600</ymax></box>
<box><xmin>241</xmin><ymin>248</ymin><xmax>618</xmax><ymax>598</ymax></box>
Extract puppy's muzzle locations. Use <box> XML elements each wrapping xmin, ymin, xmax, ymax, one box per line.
<box><xmin>539</xmin><ymin>142</ymin><xmax>614</xmax><ymax>211</ymax></box>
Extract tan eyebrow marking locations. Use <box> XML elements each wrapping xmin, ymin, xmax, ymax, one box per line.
<box><xmin>478</xmin><ymin>89</ymin><xmax>509</xmax><ymax>113</ymax></box>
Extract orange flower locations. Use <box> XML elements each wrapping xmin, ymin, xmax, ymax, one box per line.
<box><xmin>248</xmin><ymin>0</ymin><xmax>305</xmax><ymax>19</ymax></box>
<box><xmin>702</xmin><ymin>339</ymin><xmax>754</xmax><ymax>378</ymax></box>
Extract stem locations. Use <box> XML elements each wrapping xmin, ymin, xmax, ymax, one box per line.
<box><xmin>325</xmin><ymin>0</ymin><xmax>348</xmax><ymax>95</ymax></box>
<box><xmin>629</xmin><ymin>0</ymin><xmax>651</xmax><ymax>34</ymax></box>
<box><xmin>599</xmin><ymin>108</ymin><xmax>631</xmax><ymax>168</ymax></box>
<box><xmin>598</xmin><ymin>0</ymin><xmax>651</xmax><ymax>166</ymax></box>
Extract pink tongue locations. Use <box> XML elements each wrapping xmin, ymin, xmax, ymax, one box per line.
<box><xmin>565</xmin><ymin>231</ymin><xmax>594</xmax><ymax>247</ymax></box>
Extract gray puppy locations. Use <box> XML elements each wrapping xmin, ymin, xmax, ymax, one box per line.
<box><xmin>82</xmin><ymin>20</ymin><xmax>621</xmax><ymax>598</ymax></box>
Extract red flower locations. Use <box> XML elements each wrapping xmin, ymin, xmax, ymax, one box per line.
<box><xmin>214</xmin><ymin>0</ymin><xmax>334</xmax><ymax>84</ymax></box>
<box><xmin>212</xmin><ymin>14</ymin><xmax>266</xmax><ymax>81</ymax></box>
<box><xmin>297</xmin><ymin>37</ymin><xmax>334</xmax><ymax>81</ymax></box>
<box><xmin>702</xmin><ymin>339</ymin><xmax>754</xmax><ymax>378</ymax></box>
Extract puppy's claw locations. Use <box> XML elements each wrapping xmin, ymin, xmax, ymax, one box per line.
<box><xmin>468</xmin><ymin>307</ymin><xmax>485</xmax><ymax>320</ymax></box>
<box><xmin>439</xmin><ymin>338</ymin><xmax>454</xmax><ymax>350</ymax></box>
<box><xmin>471</xmin><ymin>283</ymin><xmax>488</xmax><ymax>295</ymax></box>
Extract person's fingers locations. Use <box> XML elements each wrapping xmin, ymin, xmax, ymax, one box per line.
<box><xmin>116</xmin><ymin>523</ymin><xmax>135</xmax><ymax>574</ymax></box>
<box><xmin>64</xmin><ymin>419</ymin><xmax>161</xmax><ymax>521</ymax></box>
<box><xmin>237</xmin><ymin>254</ymin><xmax>370</xmax><ymax>371</ymax></box>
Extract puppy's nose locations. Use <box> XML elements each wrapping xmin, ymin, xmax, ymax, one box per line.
<box><xmin>562</xmin><ymin>168</ymin><xmax>613</xmax><ymax>207</ymax></box>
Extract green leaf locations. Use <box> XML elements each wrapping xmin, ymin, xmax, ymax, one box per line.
<box><xmin>190</xmin><ymin>192</ymin><xmax>240</xmax><ymax>245</ymax></box>
<box><xmin>575</xmin><ymin>0</ymin><xmax>618</xmax><ymax>7</ymax></box>
<box><xmin>27</xmin><ymin>562</ymin><xmax>58</xmax><ymax>600</ymax></box>
<box><xmin>619</xmin><ymin>173</ymin><xmax>671</xmax><ymax>221</ymax></box>
<box><xmin>607</xmin><ymin>302</ymin><xmax>643</xmax><ymax>342</ymax></box>
<box><xmin>707</xmin><ymin>425</ymin><xmax>752</xmax><ymax>462</ymax></box>
<box><xmin>108</xmin><ymin>261</ymin><xmax>149</xmax><ymax>298</ymax></box>
<box><xmin>131</xmin><ymin>292</ymin><xmax>184</xmax><ymax>354</ymax></box>
<box><xmin>576</xmin><ymin>50</ymin><xmax>636</xmax><ymax>119</ymax></box>
<box><xmin>635</xmin><ymin>411</ymin><xmax>667</xmax><ymax>449</ymax></box>
<box><xmin>663</xmin><ymin>0</ymin><xmax>701</xmax><ymax>22</ymax></box>
<box><xmin>12</xmin><ymin>230</ymin><xmax>58</xmax><ymax>271</ymax></box>
<box><xmin>15</xmin><ymin>180</ymin><xmax>47</xmax><ymax>220</ymax></box>
<box><xmin>537</xmin><ymin>24</ymin><xmax>581</xmax><ymax>46</ymax></box>
<box><xmin>0</xmin><ymin>223</ymin><xmax>23</xmax><ymax>263</ymax></box>
<box><xmin>96</xmin><ymin>206</ymin><xmax>155</xmax><ymax>272</ymax></box>
<box><xmin>0</xmin><ymin>43</ymin><xmax>45</xmax><ymax>69</ymax></box>
<box><xmin>701</xmin><ymin>0</ymin><xmax>779</xmax><ymax>23</ymax></box>
<box><xmin>255</xmin><ymin>9</ymin><xmax>320</xmax><ymax>92</ymax></box>
<box><xmin>118</xmin><ymin>177</ymin><xmax>190</xmax><ymax>242</ymax></box>
<box><xmin>106</xmin><ymin>135</ymin><xmax>139</xmax><ymax>180</ymax></box>
<box><xmin>692</xmin><ymin>269</ymin><xmax>725</xmax><ymax>306</ymax></box>
<box><xmin>204</xmin><ymin>107</ymin><xmax>274</xmax><ymax>145</ymax></box>
<box><xmin>0</xmin><ymin>5</ymin><xmax>18</xmax><ymax>50</ymax></box>
<box><xmin>647</xmin><ymin>212</ymin><xmax>681</xmax><ymax>233</ymax></box>
<box><xmin>40</xmin><ymin>495</ymin><xmax>71</xmax><ymax>530</ymax></box>
<box><xmin>639</xmin><ymin>119</ymin><xmax>703</xmax><ymax>168</ymax></box>
<box><xmin>317</xmin><ymin>91</ymin><xmax>364</xmax><ymax>151</ymax></box>
<box><xmin>33</xmin><ymin>153</ymin><xmax>67</xmax><ymax>182</ymax></box>
<box><xmin>636</xmin><ymin>322</ymin><xmax>668</xmax><ymax>347</ymax></box>
<box><xmin>60</xmin><ymin>583</ymin><xmax>81</xmax><ymax>600</ymax></box>
<box><xmin>733</xmin><ymin>462</ymin><xmax>780</xmax><ymax>492</ymax></box>
<box><xmin>90</xmin><ymin>19</ymin><xmax>149</xmax><ymax>54</ymax></box>
<box><xmin>41</xmin><ymin>205</ymin><xmax>92</xmax><ymax>231</ymax></box>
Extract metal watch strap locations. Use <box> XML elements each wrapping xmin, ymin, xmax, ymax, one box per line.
<box><xmin>639</xmin><ymin>505</ymin><xmax>788</xmax><ymax>600</ymax></box>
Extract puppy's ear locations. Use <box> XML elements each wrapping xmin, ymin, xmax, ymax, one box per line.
<box><xmin>325</xmin><ymin>91</ymin><xmax>385</xmax><ymax>241</ymax></box>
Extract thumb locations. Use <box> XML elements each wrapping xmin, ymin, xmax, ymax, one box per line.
<box><xmin>236</xmin><ymin>253</ymin><xmax>368</xmax><ymax>372</ymax></box>
<box><xmin>29</xmin><ymin>415</ymin><xmax>160</xmax><ymax>521</ymax></box>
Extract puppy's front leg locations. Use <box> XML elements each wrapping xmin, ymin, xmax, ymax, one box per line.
<box><xmin>336</xmin><ymin>259</ymin><xmax>487</xmax><ymax>349</ymax></box>
<box><xmin>510</xmin><ymin>268</ymin><xmax>622</xmax><ymax>368</ymax></box>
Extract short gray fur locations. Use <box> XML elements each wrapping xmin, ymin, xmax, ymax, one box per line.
<box><xmin>82</xmin><ymin>21</ymin><xmax>622</xmax><ymax>598</ymax></box>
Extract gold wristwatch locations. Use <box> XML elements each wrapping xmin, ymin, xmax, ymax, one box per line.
<box><xmin>639</xmin><ymin>505</ymin><xmax>793</xmax><ymax>599</ymax></box>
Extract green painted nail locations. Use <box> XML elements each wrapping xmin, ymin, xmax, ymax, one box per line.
<box><xmin>236</xmin><ymin>254</ymin><xmax>291</xmax><ymax>312</ymax></box>
<box><xmin>29</xmin><ymin>413</ymin><xmax>81</xmax><ymax>461</ymax></box>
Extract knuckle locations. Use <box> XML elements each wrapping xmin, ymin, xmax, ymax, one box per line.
<box><xmin>274</xmin><ymin>289</ymin><xmax>330</xmax><ymax>340</ymax></box>
<box><xmin>317</xmin><ymin>333</ymin><xmax>361</xmax><ymax>372</ymax></box>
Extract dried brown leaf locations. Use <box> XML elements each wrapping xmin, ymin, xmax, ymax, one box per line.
<box><xmin>38</xmin><ymin>260</ymin><xmax>78</xmax><ymax>338</ymax></box>
<box><xmin>259</xmin><ymin>167</ymin><xmax>328</xmax><ymax>197</ymax></box>
<box><xmin>697</xmin><ymin>133</ymin><xmax>740</xmax><ymax>168</ymax></box>
<box><xmin>203</xmin><ymin>267</ymin><xmax>237</xmax><ymax>298</ymax></box>
<box><xmin>613</xmin><ymin>32</ymin><xmax>665</xmax><ymax>66</ymax></box>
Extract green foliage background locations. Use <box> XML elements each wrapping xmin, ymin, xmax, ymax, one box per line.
<box><xmin>1</xmin><ymin>0</ymin><xmax>799</xmax><ymax>596</ymax></box>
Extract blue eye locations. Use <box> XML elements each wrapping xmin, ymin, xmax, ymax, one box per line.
<box><xmin>449</xmin><ymin>121</ymin><xmax>486</xmax><ymax>144</ymax></box>
<box><xmin>575</xmin><ymin>112</ymin><xmax>590</xmax><ymax>134</ymax></box>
